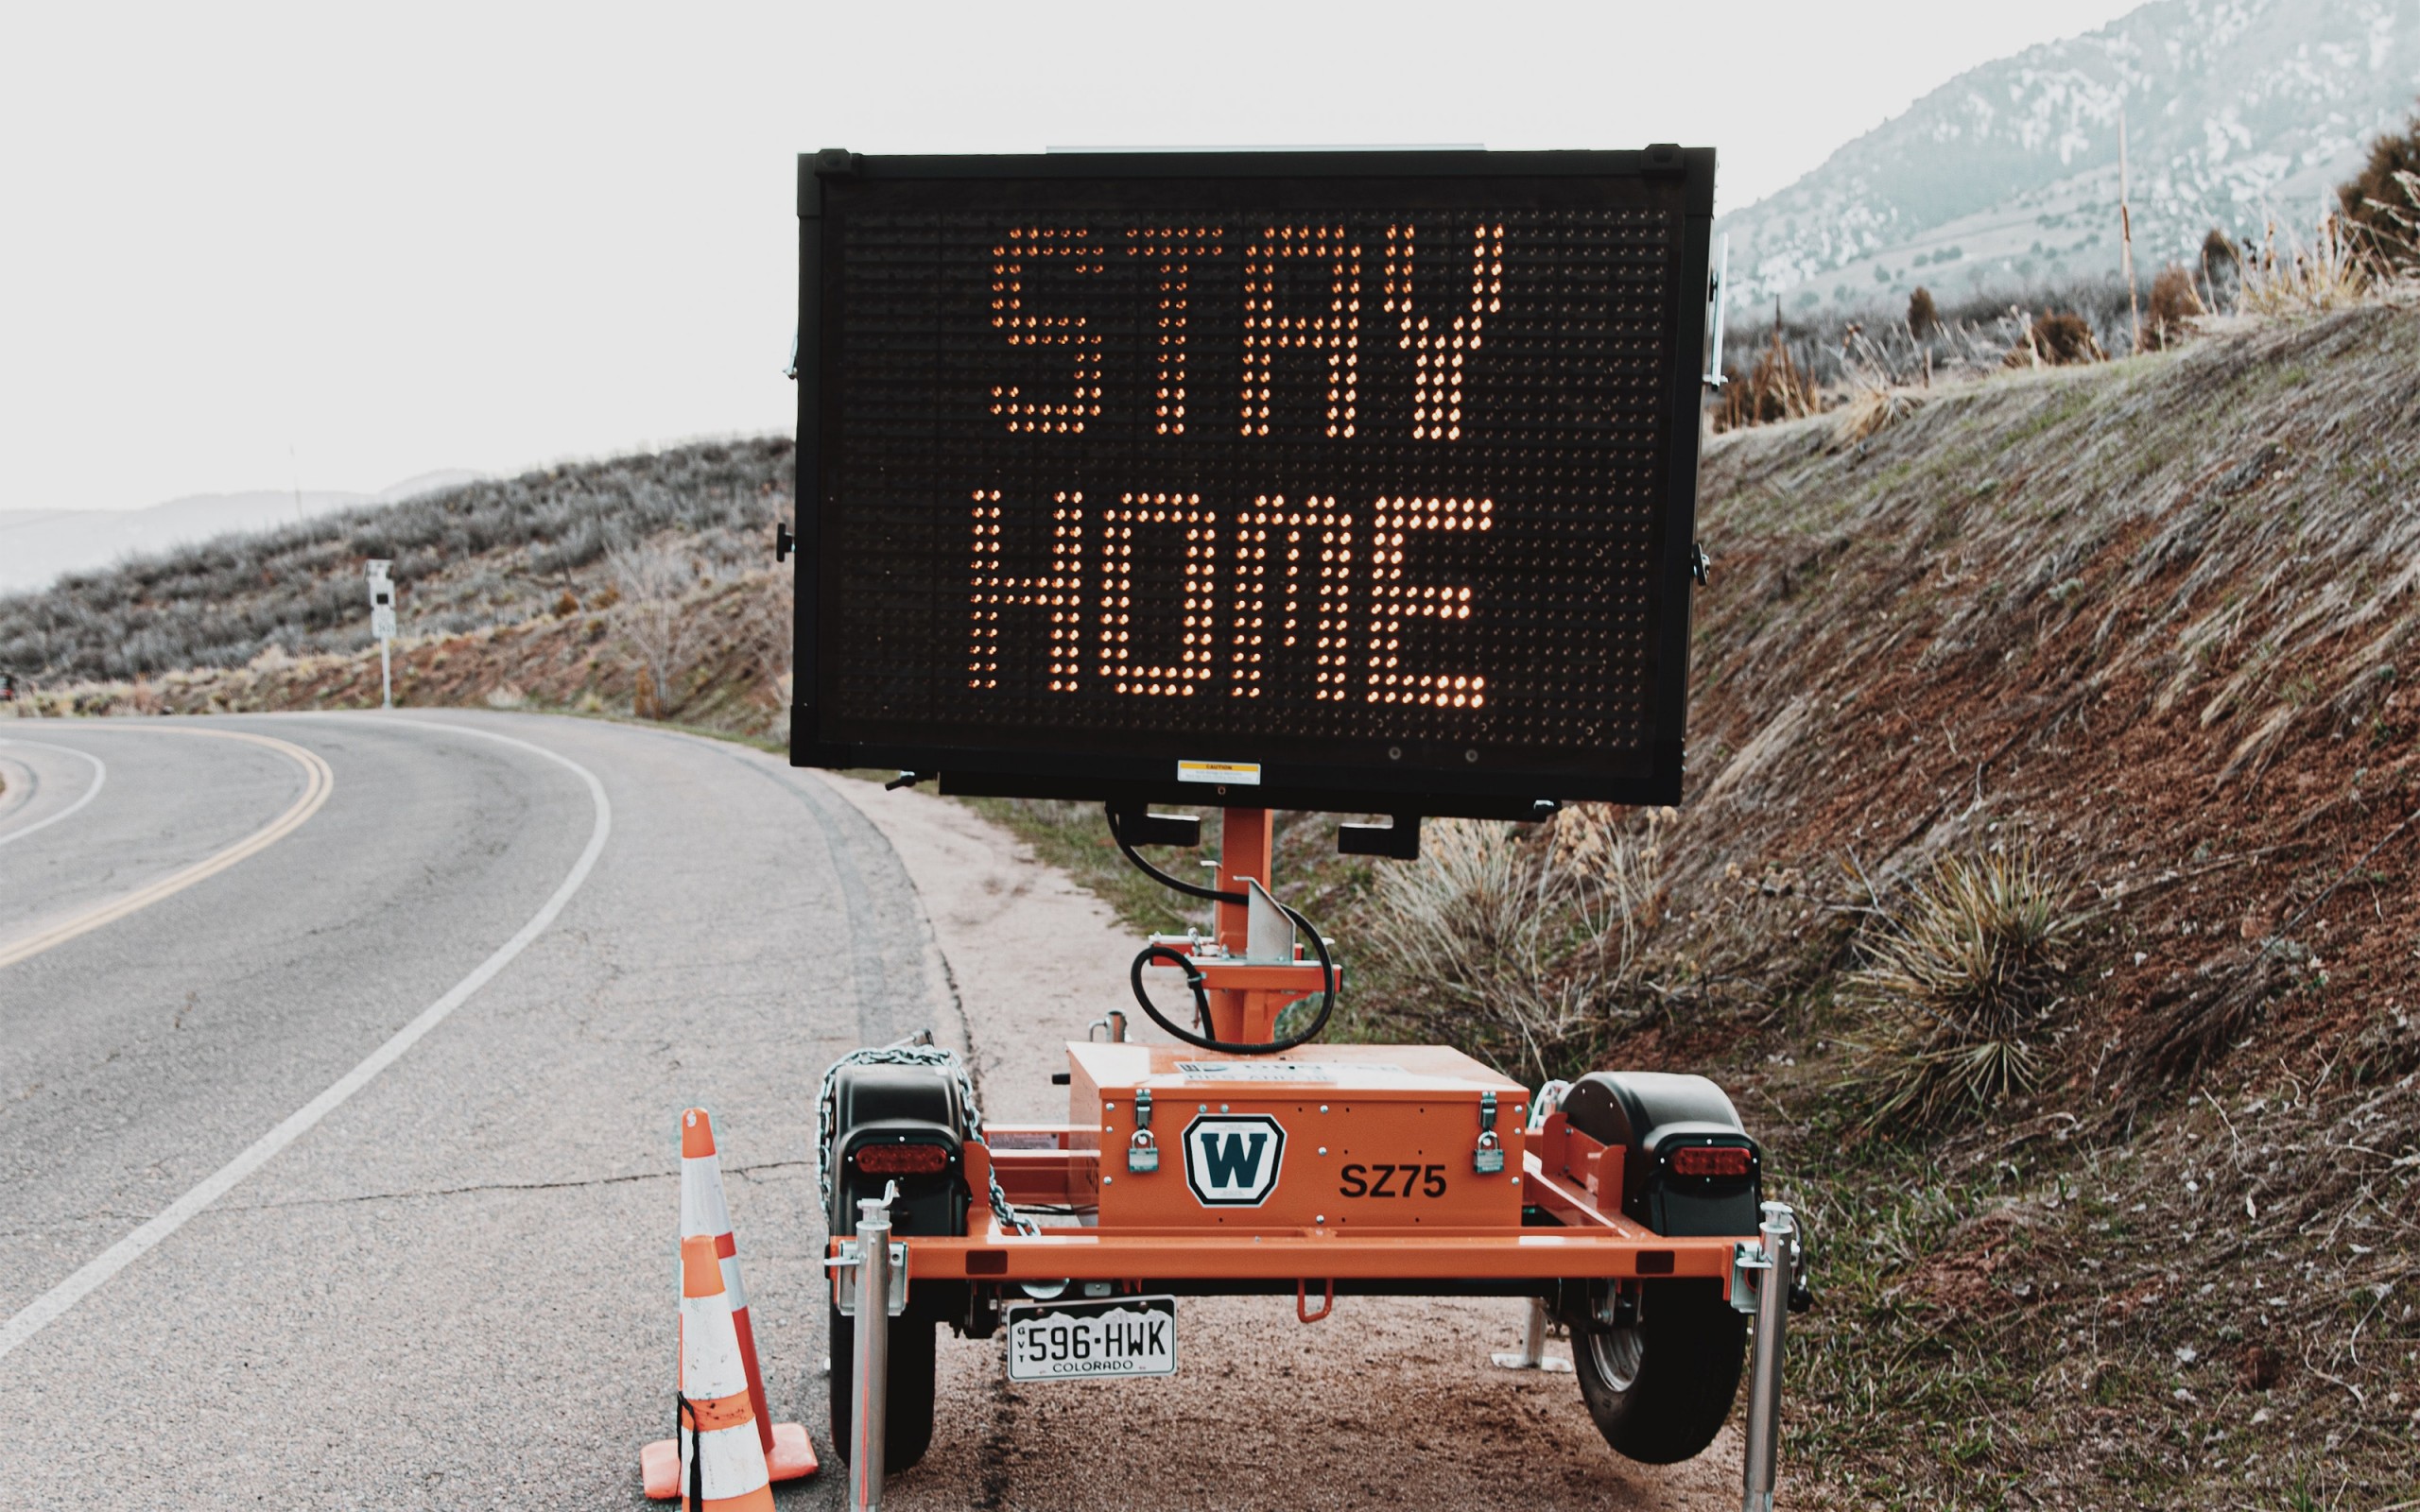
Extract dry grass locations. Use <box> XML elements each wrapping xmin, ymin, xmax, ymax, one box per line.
<box><xmin>1366</xmin><ymin>807</ymin><xmax>1666</xmax><ymax>1081</ymax></box>
<box><xmin>2343</xmin><ymin>166</ymin><xmax>2420</xmax><ymax>282</ymax></box>
<box><xmin>1831</xmin><ymin>383</ymin><xmax>1926</xmax><ymax>448</ymax></box>
<box><xmin>2003</xmin><ymin>311</ymin><xmax>2104</xmax><ymax>368</ymax></box>
<box><xmin>1841</xmin><ymin>849</ymin><xmax>2080</xmax><ymax>1133</ymax></box>
<box><xmin>1716</xmin><ymin>318</ymin><xmax>1825</xmax><ymax>431</ymax></box>
<box><xmin>2239</xmin><ymin>213</ymin><xmax>2374</xmax><ymax>315</ymax></box>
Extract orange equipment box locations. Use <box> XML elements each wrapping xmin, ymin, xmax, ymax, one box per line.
<box><xmin>1065</xmin><ymin>1041</ymin><xmax>1529</xmax><ymax>1231</ymax></box>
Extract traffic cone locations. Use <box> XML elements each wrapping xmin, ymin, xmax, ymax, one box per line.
<box><xmin>658</xmin><ymin>1235</ymin><xmax>775</xmax><ymax>1511</ymax></box>
<box><xmin>641</xmin><ymin>1109</ymin><xmax>816</xmax><ymax>1498</ymax></box>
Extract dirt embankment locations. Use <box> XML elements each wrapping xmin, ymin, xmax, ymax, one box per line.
<box><xmin>1676</xmin><ymin>305</ymin><xmax>2420</xmax><ymax>1087</ymax></box>
<box><xmin>1630</xmin><ymin>305</ymin><xmax>2420</xmax><ymax>1508</ymax></box>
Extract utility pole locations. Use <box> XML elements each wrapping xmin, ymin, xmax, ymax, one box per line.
<box><xmin>2120</xmin><ymin>109</ymin><xmax>2141</xmax><ymax>354</ymax></box>
<box><xmin>366</xmin><ymin>559</ymin><xmax>396</xmax><ymax>709</ymax></box>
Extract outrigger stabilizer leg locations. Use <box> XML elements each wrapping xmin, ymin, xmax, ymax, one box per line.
<box><xmin>1738</xmin><ymin>1201</ymin><xmax>1799</xmax><ymax>1512</ymax></box>
<box><xmin>826</xmin><ymin>1182</ymin><xmax>900</xmax><ymax>1511</ymax></box>
<box><xmin>1490</xmin><ymin>1297</ymin><xmax>1571</xmax><ymax>1372</ymax></box>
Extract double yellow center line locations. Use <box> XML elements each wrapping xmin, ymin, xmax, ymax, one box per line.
<box><xmin>0</xmin><ymin>728</ymin><xmax>335</xmax><ymax>971</ymax></box>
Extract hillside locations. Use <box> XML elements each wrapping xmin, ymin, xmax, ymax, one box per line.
<box><xmin>0</xmin><ymin>438</ymin><xmax>792</xmax><ymax>729</ymax></box>
<box><xmin>9</xmin><ymin>310</ymin><xmax>2418</xmax><ymax>1505</ymax></box>
<box><xmin>1719</xmin><ymin>0</ymin><xmax>2420</xmax><ymax>312</ymax></box>
<box><xmin>1664</xmin><ymin>305</ymin><xmax>2420</xmax><ymax>1508</ymax></box>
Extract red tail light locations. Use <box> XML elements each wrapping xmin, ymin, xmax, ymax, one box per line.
<box><xmin>854</xmin><ymin>1143</ymin><xmax>950</xmax><ymax>1175</ymax></box>
<box><xmin>1669</xmin><ymin>1144</ymin><xmax>1753</xmax><ymax>1179</ymax></box>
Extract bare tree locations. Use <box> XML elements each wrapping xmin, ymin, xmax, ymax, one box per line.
<box><xmin>607</xmin><ymin>541</ymin><xmax>711</xmax><ymax>718</ymax></box>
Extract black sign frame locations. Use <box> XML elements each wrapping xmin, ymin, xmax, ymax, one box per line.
<box><xmin>791</xmin><ymin>146</ymin><xmax>1716</xmax><ymax>818</ymax></box>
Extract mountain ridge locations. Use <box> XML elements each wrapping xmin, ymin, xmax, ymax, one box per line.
<box><xmin>0</xmin><ymin>472</ymin><xmax>483</xmax><ymax>595</ymax></box>
<box><xmin>1717</xmin><ymin>0</ymin><xmax>2420</xmax><ymax>311</ymax></box>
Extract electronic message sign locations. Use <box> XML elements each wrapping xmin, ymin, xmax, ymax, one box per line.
<box><xmin>791</xmin><ymin>147</ymin><xmax>1716</xmax><ymax>817</ymax></box>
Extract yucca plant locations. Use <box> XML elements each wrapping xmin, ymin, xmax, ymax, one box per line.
<box><xmin>1842</xmin><ymin>848</ymin><xmax>2076</xmax><ymax>1132</ymax></box>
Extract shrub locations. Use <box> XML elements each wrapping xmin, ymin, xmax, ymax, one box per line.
<box><xmin>2200</xmin><ymin>228</ymin><xmax>2241</xmax><ymax>311</ymax></box>
<box><xmin>2337</xmin><ymin>104</ymin><xmax>2420</xmax><ymax>272</ymax></box>
<box><xmin>1842</xmin><ymin>849</ymin><xmax>2077</xmax><ymax>1132</ymax></box>
<box><xmin>1907</xmin><ymin>285</ymin><xmax>1938</xmax><ymax>338</ymax></box>
<box><xmin>2004</xmin><ymin>312</ymin><xmax>2102</xmax><ymax>368</ymax></box>
<box><xmin>2145</xmin><ymin>266</ymin><xmax>2204</xmax><ymax>350</ymax></box>
<box><xmin>608</xmin><ymin>541</ymin><xmax>712</xmax><ymax>720</ymax></box>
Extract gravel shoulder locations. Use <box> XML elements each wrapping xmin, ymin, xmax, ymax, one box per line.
<box><xmin>820</xmin><ymin>776</ymin><xmax>1742</xmax><ymax>1512</ymax></box>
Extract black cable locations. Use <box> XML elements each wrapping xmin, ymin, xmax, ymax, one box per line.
<box><xmin>1106</xmin><ymin>804</ymin><xmax>1244</xmax><ymax>903</ymax></box>
<box><xmin>1106</xmin><ymin>804</ymin><xmax>1336</xmax><ymax>1055</ymax></box>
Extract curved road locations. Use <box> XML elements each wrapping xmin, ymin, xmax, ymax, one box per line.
<box><xmin>0</xmin><ymin>712</ymin><xmax>1737</xmax><ymax>1510</ymax></box>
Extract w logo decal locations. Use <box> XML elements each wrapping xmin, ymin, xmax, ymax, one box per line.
<box><xmin>1182</xmin><ymin>1114</ymin><xmax>1287</xmax><ymax>1207</ymax></box>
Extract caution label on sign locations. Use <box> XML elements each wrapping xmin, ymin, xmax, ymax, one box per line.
<box><xmin>1176</xmin><ymin>760</ymin><xmax>1261</xmax><ymax>785</ymax></box>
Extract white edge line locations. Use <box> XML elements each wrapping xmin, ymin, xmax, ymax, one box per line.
<box><xmin>0</xmin><ymin>717</ymin><xmax>613</xmax><ymax>1361</ymax></box>
<box><xmin>0</xmin><ymin>740</ymin><xmax>108</xmax><ymax>851</ymax></box>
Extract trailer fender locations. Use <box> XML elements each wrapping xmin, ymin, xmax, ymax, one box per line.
<box><xmin>1559</xmin><ymin>1072</ymin><xmax>1762</xmax><ymax>1237</ymax></box>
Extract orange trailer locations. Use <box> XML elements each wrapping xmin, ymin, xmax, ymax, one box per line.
<box><xmin>790</xmin><ymin>146</ymin><xmax>1807</xmax><ymax>1510</ymax></box>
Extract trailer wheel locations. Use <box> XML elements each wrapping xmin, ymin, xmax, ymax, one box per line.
<box><xmin>827</xmin><ymin>1305</ymin><xmax>937</xmax><ymax>1471</ymax></box>
<box><xmin>1572</xmin><ymin>1280</ymin><xmax>1744</xmax><ymax>1465</ymax></box>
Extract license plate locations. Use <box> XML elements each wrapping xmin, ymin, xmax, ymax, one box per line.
<box><xmin>1003</xmin><ymin>1294</ymin><xmax>1177</xmax><ymax>1382</ymax></box>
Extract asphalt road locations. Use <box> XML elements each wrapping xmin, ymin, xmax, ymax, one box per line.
<box><xmin>0</xmin><ymin>711</ymin><xmax>1738</xmax><ymax>1510</ymax></box>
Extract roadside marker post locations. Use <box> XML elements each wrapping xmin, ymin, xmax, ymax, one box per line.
<box><xmin>365</xmin><ymin>559</ymin><xmax>396</xmax><ymax>710</ymax></box>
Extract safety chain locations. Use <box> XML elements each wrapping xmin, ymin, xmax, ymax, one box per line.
<box><xmin>816</xmin><ymin>1036</ymin><xmax>1041</xmax><ymax>1239</ymax></box>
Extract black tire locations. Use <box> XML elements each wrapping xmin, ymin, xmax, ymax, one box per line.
<box><xmin>827</xmin><ymin>1305</ymin><xmax>937</xmax><ymax>1472</ymax></box>
<box><xmin>1572</xmin><ymin>1280</ymin><xmax>1746</xmax><ymax>1465</ymax></box>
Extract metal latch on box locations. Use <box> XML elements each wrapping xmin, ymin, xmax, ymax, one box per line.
<box><xmin>1474</xmin><ymin>1091</ymin><xmax>1505</xmax><ymax>1174</ymax></box>
<box><xmin>1128</xmin><ymin>1087</ymin><xmax>1159</xmax><ymax>1173</ymax></box>
<box><xmin>826</xmin><ymin>1240</ymin><xmax>909</xmax><ymax>1317</ymax></box>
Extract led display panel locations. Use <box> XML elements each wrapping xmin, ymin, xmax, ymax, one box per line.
<box><xmin>791</xmin><ymin>148</ymin><xmax>1716</xmax><ymax>817</ymax></box>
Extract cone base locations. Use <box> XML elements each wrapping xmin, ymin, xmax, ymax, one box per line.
<box><xmin>642</xmin><ymin>1424</ymin><xmax>814</xmax><ymax>1499</ymax></box>
<box><xmin>767</xmin><ymin>1421</ymin><xmax>819</xmax><ymax>1482</ymax></box>
<box><xmin>639</xmin><ymin>1438</ymin><xmax>679</xmax><ymax>1501</ymax></box>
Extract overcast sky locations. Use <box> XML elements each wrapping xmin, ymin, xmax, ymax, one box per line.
<box><xmin>1</xmin><ymin>0</ymin><xmax>2143</xmax><ymax>514</ymax></box>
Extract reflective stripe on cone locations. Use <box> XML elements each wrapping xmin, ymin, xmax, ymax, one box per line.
<box><xmin>676</xmin><ymin>1234</ymin><xmax>773</xmax><ymax>1510</ymax></box>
